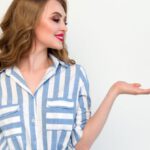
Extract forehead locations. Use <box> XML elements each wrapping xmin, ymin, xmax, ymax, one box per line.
<box><xmin>42</xmin><ymin>0</ymin><xmax>66</xmax><ymax>17</ymax></box>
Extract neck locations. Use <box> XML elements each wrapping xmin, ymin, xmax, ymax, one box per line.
<box><xmin>17</xmin><ymin>49</ymin><xmax>52</xmax><ymax>73</ymax></box>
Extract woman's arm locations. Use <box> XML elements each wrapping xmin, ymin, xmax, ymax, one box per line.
<box><xmin>75</xmin><ymin>81</ymin><xmax>150</xmax><ymax>150</ymax></box>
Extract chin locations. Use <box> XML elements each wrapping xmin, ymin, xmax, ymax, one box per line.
<box><xmin>48</xmin><ymin>42</ymin><xmax>63</xmax><ymax>50</ymax></box>
<box><xmin>53</xmin><ymin>45</ymin><xmax>63</xmax><ymax>50</ymax></box>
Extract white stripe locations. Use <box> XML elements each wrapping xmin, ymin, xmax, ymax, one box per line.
<box><xmin>1</xmin><ymin>74</ymin><xmax>7</xmax><ymax>105</ymax></box>
<box><xmin>62</xmin><ymin>131</ymin><xmax>71</xmax><ymax>150</ymax></box>
<box><xmin>79</xmin><ymin>78</ymin><xmax>87</xmax><ymax>96</ymax></box>
<box><xmin>0</xmin><ymin>105</ymin><xmax>19</xmax><ymax>116</ymax></box>
<box><xmin>83</xmin><ymin>95</ymin><xmax>91</xmax><ymax>119</ymax></box>
<box><xmin>13</xmin><ymin>66</ymin><xmax>23</xmax><ymax>78</ymax></box>
<box><xmin>16</xmin><ymin>135</ymin><xmax>24</xmax><ymax>150</ymax></box>
<box><xmin>76</xmin><ymin>108</ymin><xmax>82</xmax><ymax>125</ymax></box>
<box><xmin>10</xmin><ymin>79</ymin><xmax>18</xmax><ymax>104</ymax></box>
<box><xmin>35</xmin><ymin>87</ymin><xmax>44</xmax><ymax>150</ymax></box>
<box><xmin>0</xmin><ymin>137</ymin><xmax>7</xmax><ymax>150</ymax></box>
<box><xmin>46</xmin><ymin>124</ymin><xmax>72</xmax><ymax>130</ymax></box>
<box><xmin>47</xmin><ymin>130</ymin><xmax>52</xmax><ymax>150</ymax></box>
<box><xmin>68</xmin><ymin>65</ymin><xmax>76</xmax><ymax>99</ymax></box>
<box><xmin>47</xmin><ymin>76</ymin><xmax>55</xmax><ymax>98</ymax></box>
<box><xmin>79</xmin><ymin>78</ymin><xmax>91</xmax><ymax>120</ymax></box>
<box><xmin>0</xmin><ymin>116</ymin><xmax>20</xmax><ymax>127</ymax></box>
<box><xmin>11</xmin><ymin>66</ymin><xmax>32</xmax><ymax>95</ymax></box>
<box><xmin>7</xmin><ymin>138</ymin><xmax>16</xmax><ymax>150</ymax></box>
<box><xmin>22</xmin><ymin>90</ymin><xmax>32</xmax><ymax>150</ymax></box>
<box><xmin>46</xmin><ymin>113</ymin><xmax>73</xmax><ymax>119</ymax></box>
<box><xmin>4</xmin><ymin>128</ymin><xmax>22</xmax><ymax>137</ymax></box>
<box><xmin>81</xmin><ymin>80</ymin><xmax>88</xmax><ymax>107</ymax></box>
<box><xmin>58</xmin><ymin>67</ymin><xmax>66</xmax><ymax>97</ymax></box>
<box><xmin>80</xmin><ymin>66</ymin><xmax>88</xmax><ymax>80</ymax></box>
<box><xmin>76</xmin><ymin>127</ymin><xmax>83</xmax><ymax>138</ymax></box>
<box><xmin>47</xmin><ymin>100</ymin><xmax>74</xmax><ymax>108</ymax></box>
<box><xmin>76</xmin><ymin>80</ymin><xmax>86</xmax><ymax>127</ymax></box>
<box><xmin>5</xmin><ymin>147</ymin><xmax>9</xmax><ymax>150</ymax></box>
<box><xmin>57</xmin><ymin>130</ymin><xmax>62</xmax><ymax>147</ymax></box>
<box><xmin>75</xmin><ymin>78</ymin><xmax>81</xmax><ymax>113</ymax></box>
<box><xmin>11</xmin><ymin>75</ymin><xmax>32</xmax><ymax>95</ymax></box>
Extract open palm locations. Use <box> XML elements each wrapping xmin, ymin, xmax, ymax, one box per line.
<box><xmin>113</xmin><ymin>81</ymin><xmax>150</xmax><ymax>95</ymax></box>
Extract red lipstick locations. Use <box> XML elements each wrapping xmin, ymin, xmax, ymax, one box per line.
<box><xmin>55</xmin><ymin>33</ymin><xmax>64</xmax><ymax>42</ymax></box>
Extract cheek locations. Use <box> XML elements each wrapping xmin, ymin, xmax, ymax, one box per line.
<box><xmin>35</xmin><ymin>22</ymin><xmax>55</xmax><ymax>40</ymax></box>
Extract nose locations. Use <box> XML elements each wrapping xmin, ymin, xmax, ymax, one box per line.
<box><xmin>60</xmin><ymin>22</ymin><xmax>68</xmax><ymax>32</ymax></box>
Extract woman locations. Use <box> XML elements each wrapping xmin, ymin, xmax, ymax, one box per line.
<box><xmin>0</xmin><ymin>0</ymin><xmax>150</xmax><ymax>150</ymax></box>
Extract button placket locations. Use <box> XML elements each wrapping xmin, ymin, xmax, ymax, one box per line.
<box><xmin>32</xmin><ymin>98</ymin><xmax>36</xmax><ymax>125</ymax></box>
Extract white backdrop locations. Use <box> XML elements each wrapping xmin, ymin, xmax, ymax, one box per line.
<box><xmin>1</xmin><ymin>0</ymin><xmax>150</xmax><ymax>150</ymax></box>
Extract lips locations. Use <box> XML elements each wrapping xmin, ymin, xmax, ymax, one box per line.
<box><xmin>55</xmin><ymin>33</ymin><xmax>64</xmax><ymax>42</ymax></box>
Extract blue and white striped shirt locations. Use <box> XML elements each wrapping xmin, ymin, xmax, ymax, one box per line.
<box><xmin>0</xmin><ymin>54</ymin><xmax>91</xmax><ymax>150</ymax></box>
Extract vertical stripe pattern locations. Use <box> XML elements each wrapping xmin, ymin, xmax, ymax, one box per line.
<box><xmin>0</xmin><ymin>54</ymin><xmax>91</xmax><ymax>150</ymax></box>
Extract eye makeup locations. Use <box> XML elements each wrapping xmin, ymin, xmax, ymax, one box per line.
<box><xmin>51</xmin><ymin>11</ymin><xmax>67</xmax><ymax>25</ymax></box>
<box><xmin>51</xmin><ymin>16</ymin><xmax>68</xmax><ymax>25</ymax></box>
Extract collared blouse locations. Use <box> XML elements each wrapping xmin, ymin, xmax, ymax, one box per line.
<box><xmin>0</xmin><ymin>54</ymin><xmax>91</xmax><ymax>150</ymax></box>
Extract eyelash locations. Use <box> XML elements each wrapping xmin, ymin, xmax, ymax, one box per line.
<box><xmin>52</xmin><ymin>18</ymin><xmax>68</xmax><ymax>25</ymax></box>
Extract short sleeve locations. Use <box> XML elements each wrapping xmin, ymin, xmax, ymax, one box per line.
<box><xmin>68</xmin><ymin>65</ymin><xmax>92</xmax><ymax>149</ymax></box>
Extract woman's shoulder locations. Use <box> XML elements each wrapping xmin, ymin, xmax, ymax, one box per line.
<box><xmin>69</xmin><ymin>63</ymin><xmax>85</xmax><ymax>70</ymax></box>
<box><xmin>69</xmin><ymin>63</ymin><xmax>88</xmax><ymax>79</ymax></box>
<box><xmin>0</xmin><ymin>68</ymin><xmax>6</xmax><ymax>75</ymax></box>
<box><xmin>0</xmin><ymin>68</ymin><xmax>7</xmax><ymax>80</ymax></box>
<box><xmin>0</xmin><ymin>68</ymin><xmax>5</xmax><ymax>83</ymax></box>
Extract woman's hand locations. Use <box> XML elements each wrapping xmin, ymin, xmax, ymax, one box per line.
<box><xmin>111</xmin><ymin>81</ymin><xmax>150</xmax><ymax>95</ymax></box>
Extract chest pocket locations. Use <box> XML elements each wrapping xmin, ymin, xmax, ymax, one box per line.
<box><xmin>0</xmin><ymin>105</ymin><xmax>22</xmax><ymax>137</ymax></box>
<box><xmin>46</xmin><ymin>99</ymin><xmax>75</xmax><ymax>131</ymax></box>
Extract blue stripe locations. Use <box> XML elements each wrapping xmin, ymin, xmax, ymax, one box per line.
<box><xmin>51</xmin><ymin>130</ymin><xmax>57</xmax><ymax>150</ymax></box>
<box><xmin>53</xmin><ymin>65</ymin><xmax>61</xmax><ymax>98</ymax></box>
<box><xmin>46</xmin><ymin>119</ymin><xmax>73</xmax><ymax>124</ymax></box>
<box><xmin>42</xmin><ymin>78</ymin><xmax>49</xmax><ymax>150</ymax></box>
<box><xmin>72</xmin><ymin>65</ymin><xmax>80</xmax><ymax>99</ymax></box>
<box><xmin>57</xmin><ymin>131</ymin><xmax>67</xmax><ymax>149</ymax></box>
<box><xmin>0</xmin><ymin>133</ymin><xmax>5</xmax><ymax>144</ymax></box>
<box><xmin>16</xmin><ymin>84</ymin><xmax>26</xmax><ymax>150</ymax></box>
<box><xmin>63</xmin><ymin>66</ymin><xmax>71</xmax><ymax>98</ymax></box>
<box><xmin>28</xmin><ymin>94</ymin><xmax>37</xmax><ymax>150</ymax></box>
<box><xmin>11</xmin><ymin>69</ymin><xmax>27</xmax><ymax>87</ymax></box>
<box><xmin>5</xmin><ymin>76</ymin><xmax>12</xmax><ymax>105</ymax></box>
<box><xmin>2</xmin><ymin>123</ymin><xmax>21</xmax><ymax>131</ymax></box>
<box><xmin>46</xmin><ymin>107</ymin><xmax>73</xmax><ymax>113</ymax></box>
<box><xmin>11</xmin><ymin>136</ymin><xmax>21</xmax><ymax>149</ymax></box>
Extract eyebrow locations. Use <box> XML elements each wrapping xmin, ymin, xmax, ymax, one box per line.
<box><xmin>52</xmin><ymin>12</ymin><xmax>67</xmax><ymax>19</ymax></box>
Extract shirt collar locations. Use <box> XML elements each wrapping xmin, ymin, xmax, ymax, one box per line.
<box><xmin>1</xmin><ymin>54</ymin><xmax>70</xmax><ymax>96</ymax></box>
<box><xmin>0</xmin><ymin>53</ymin><xmax>69</xmax><ymax>75</ymax></box>
<box><xmin>0</xmin><ymin>68</ymin><xmax>5</xmax><ymax>73</ymax></box>
<box><xmin>49</xmin><ymin>53</ymin><xmax>69</xmax><ymax>69</ymax></box>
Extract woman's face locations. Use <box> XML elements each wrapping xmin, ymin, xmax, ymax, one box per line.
<box><xmin>34</xmin><ymin>0</ymin><xmax>67</xmax><ymax>50</ymax></box>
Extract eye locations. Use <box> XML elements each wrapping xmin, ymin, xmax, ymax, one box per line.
<box><xmin>52</xmin><ymin>18</ymin><xmax>60</xmax><ymax>23</ymax></box>
<box><xmin>51</xmin><ymin>16</ymin><xmax>68</xmax><ymax>26</ymax></box>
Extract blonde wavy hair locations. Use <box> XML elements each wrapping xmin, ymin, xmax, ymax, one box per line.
<box><xmin>0</xmin><ymin>0</ymin><xmax>75</xmax><ymax>71</ymax></box>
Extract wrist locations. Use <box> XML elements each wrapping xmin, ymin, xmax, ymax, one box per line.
<box><xmin>108</xmin><ymin>83</ymin><xmax>120</xmax><ymax>97</ymax></box>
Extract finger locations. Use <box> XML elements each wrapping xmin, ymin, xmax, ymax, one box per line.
<box><xmin>132</xmin><ymin>83</ymin><xmax>141</xmax><ymax>87</ymax></box>
<box><xmin>135</xmin><ymin>88</ymin><xmax>150</xmax><ymax>94</ymax></box>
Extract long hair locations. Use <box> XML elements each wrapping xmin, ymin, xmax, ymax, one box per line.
<box><xmin>0</xmin><ymin>0</ymin><xmax>75</xmax><ymax>71</ymax></box>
